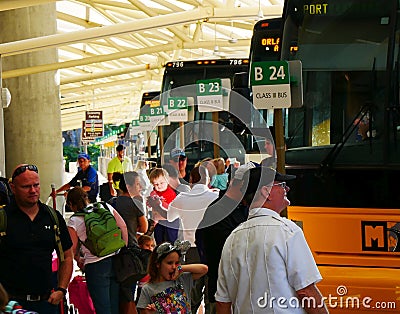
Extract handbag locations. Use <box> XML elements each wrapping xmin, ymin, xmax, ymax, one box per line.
<box><xmin>113</xmin><ymin>245</ymin><xmax>151</xmax><ymax>285</ymax></box>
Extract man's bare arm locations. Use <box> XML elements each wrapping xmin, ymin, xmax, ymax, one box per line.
<box><xmin>107</xmin><ymin>173</ymin><xmax>116</xmax><ymax>196</ymax></box>
<box><xmin>216</xmin><ymin>301</ymin><xmax>232</xmax><ymax>314</ymax></box>
<box><xmin>296</xmin><ymin>283</ymin><xmax>329</xmax><ymax>314</ymax></box>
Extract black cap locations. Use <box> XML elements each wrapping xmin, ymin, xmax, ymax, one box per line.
<box><xmin>116</xmin><ymin>144</ymin><xmax>125</xmax><ymax>152</ymax></box>
<box><xmin>241</xmin><ymin>166</ymin><xmax>296</xmax><ymax>196</ymax></box>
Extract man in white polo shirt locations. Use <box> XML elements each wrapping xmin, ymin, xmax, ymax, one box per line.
<box><xmin>168</xmin><ymin>164</ymin><xmax>219</xmax><ymax>252</ymax></box>
<box><xmin>216</xmin><ymin>167</ymin><xmax>328</xmax><ymax>314</ymax></box>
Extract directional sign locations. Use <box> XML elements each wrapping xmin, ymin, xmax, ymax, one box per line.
<box><xmin>251</xmin><ymin>61</ymin><xmax>291</xmax><ymax>109</ymax></box>
<box><xmin>167</xmin><ymin>97</ymin><xmax>188</xmax><ymax>122</ymax></box>
<box><xmin>197</xmin><ymin>78</ymin><xmax>223</xmax><ymax>112</ymax></box>
<box><xmin>81</xmin><ymin>121</ymin><xmax>95</xmax><ymax>144</ymax></box>
<box><xmin>151</xmin><ymin>107</ymin><xmax>170</xmax><ymax>127</ymax></box>
<box><xmin>149</xmin><ymin>106</ymin><xmax>164</xmax><ymax>116</ymax></box>
<box><xmin>140</xmin><ymin>99</ymin><xmax>163</xmax><ymax>129</ymax></box>
<box><xmin>85</xmin><ymin>111</ymin><xmax>103</xmax><ymax>137</ymax></box>
<box><xmin>138</xmin><ymin>114</ymin><xmax>153</xmax><ymax>131</ymax></box>
<box><xmin>168</xmin><ymin>97</ymin><xmax>188</xmax><ymax>110</ymax></box>
<box><xmin>130</xmin><ymin>119</ymin><xmax>142</xmax><ymax>134</ymax></box>
<box><xmin>131</xmin><ymin>119</ymin><xmax>140</xmax><ymax>127</ymax></box>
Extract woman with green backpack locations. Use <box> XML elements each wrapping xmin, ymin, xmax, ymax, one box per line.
<box><xmin>66</xmin><ymin>187</ymin><xmax>128</xmax><ymax>314</ymax></box>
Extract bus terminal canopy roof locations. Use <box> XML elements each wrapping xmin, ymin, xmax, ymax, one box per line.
<box><xmin>0</xmin><ymin>0</ymin><xmax>283</xmax><ymax>131</ymax></box>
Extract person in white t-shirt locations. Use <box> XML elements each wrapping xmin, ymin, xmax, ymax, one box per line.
<box><xmin>66</xmin><ymin>187</ymin><xmax>128</xmax><ymax>314</ymax></box>
<box><xmin>167</xmin><ymin>164</ymin><xmax>219</xmax><ymax>313</ymax></box>
<box><xmin>168</xmin><ymin>164</ymin><xmax>219</xmax><ymax>253</ymax></box>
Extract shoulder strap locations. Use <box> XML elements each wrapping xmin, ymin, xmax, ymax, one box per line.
<box><xmin>72</xmin><ymin>203</ymin><xmax>95</xmax><ymax>216</ymax></box>
<box><xmin>106</xmin><ymin>197</ymin><xmax>117</xmax><ymax>209</ymax></box>
<box><xmin>72</xmin><ymin>211</ymin><xmax>86</xmax><ymax>217</ymax></box>
<box><xmin>0</xmin><ymin>205</ymin><xmax>6</xmax><ymax>238</ymax></box>
<box><xmin>44</xmin><ymin>204</ymin><xmax>65</xmax><ymax>263</ymax></box>
<box><xmin>100</xmin><ymin>201</ymin><xmax>111</xmax><ymax>211</ymax></box>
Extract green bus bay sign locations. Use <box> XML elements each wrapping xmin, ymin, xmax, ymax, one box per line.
<box><xmin>251</xmin><ymin>61</ymin><xmax>292</xmax><ymax>109</ymax></box>
<box><xmin>196</xmin><ymin>78</ymin><xmax>224</xmax><ymax>112</ymax></box>
<box><xmin>167</xmin><ymin>97</ymin><xmax>189</xmax><ymax>122</ymax></box>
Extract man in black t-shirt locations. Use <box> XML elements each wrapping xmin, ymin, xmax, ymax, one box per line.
<box><xmin>0</xmin><ymin>164</ymin><xmax>73</xmax><ymax>314</ymax></box>
<box><xmin>196</xmin><ymin>162</ymin><xmax>258</xmax><ymax>313</ymax></box>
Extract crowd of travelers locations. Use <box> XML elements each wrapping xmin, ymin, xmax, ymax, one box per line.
<box><xmin>0</xmin><ymin>144</ymin><xmax>328</xmax><ymax>314</ymax></box>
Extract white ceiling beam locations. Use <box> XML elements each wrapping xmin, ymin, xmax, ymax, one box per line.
<box><xmin>0</xmin><ymin>7</ymin><xmax>213</xmax><ymax>56</ymax></box>
<box><xmin>87</xmin><ymin>4</ymin><xmax>171</xmax><ymax>65</ymax></box>
<box><xmin>62</xmin><ymin>104</ymin><xmax>134</xmax><ymax>120</ymax></box>
<box><xmin>177</xmin><ymin>0</ymin><xmax>200</xmax><ymax>6</ymax></box>
<box><xmin>203</xmin><ymin>0</ymin><xmax>223</xmax><ymax>8</ymax></box>
<box><xmin>61</xmin><ymin>98</ymin><xmax>132</xmax><ymax>113</ymax></box>
<box><xmin>125</xmin><ymin>0</ymin><xmax>190</xmax><ymax>42</ymax></box>
<box><xmin>0</xmin><ymin>5</ymin><xmax>282</xmax><ymax>56</ymax></box>
<box><xmin>57</xmin><ymin>11</ymin><xmax>102</xmax><ymax>28</ymax></box>
<box><xmin>3</xmin><ymin>37</ymin><xmax>251</xmax><ymax>79</ymax></box>
<box><xmin>61</xmin><ymin>80</ymin><xmax>139</xmax><ymax>94</ymax></box>
<box><xmin>60</xmin><ymin>74</ymin><xmax>162</xmax><ymax>93</ymax></box>
<box><xmin>61</xmin><ymin>63</ymin><xmax>161</xmax><ymax>84</ymax></box>
<box><xmin>2</xmin><ymin>42</ymin><xmax>178</xmax><ymax>78</ymax></box>
<box><xmin>93</xmin><ymin>2</ymin><xmax>168</xmax><ymax>18</ymax></box>
<box><xmin>0</xmin><ymin>0</ymin><xmax>56</xmax><ymax>11</ymax></box>
<box><xmin>154</xmin><ymin>0</ymin><xmax>187</xmax><ymax>12</ymax></box>
<box><xmin>61</xmin><ymin>88</ymin><xmax>133</xmax><ymax>104</ymax></box>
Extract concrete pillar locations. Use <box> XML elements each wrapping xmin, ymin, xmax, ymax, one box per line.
<box><xmin>0</xmin><ymin>57</ymin><xmax>5</xmax><ymax>177</ymax></box>
<box><xmin>0</xmin><ymin>3</ymin><xmax>63</xmax><ymax>201</ymax></box>
<box><xmin>0</xmin><ymin>96</ymin><xmax>5</xmax><ymax>177</ymax></box>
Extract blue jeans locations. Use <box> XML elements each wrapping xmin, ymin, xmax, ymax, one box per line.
<box><xmin>85</xmin><ymin>256</ymin><xmax>119</xmax><ymax>314</ymax></box>
<box><xmin>154</xmin><ymin>219</ymin><xmax>179</xmax><ymax>244</ymax></box>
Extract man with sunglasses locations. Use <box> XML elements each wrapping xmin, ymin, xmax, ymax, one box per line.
<box><xmin>0</xmin><ymin>164</ymin><xmax>73</xmax><ymax>314</ymax></box>
<box><xmin>216</xmin><ymin>167</ymin><xmax>328</xmax><ymax>314</ymax></box>
<box><xmin>169</xmin><ymin>148</ymin><xmax>190</xmax><ymax>183</ymax></box>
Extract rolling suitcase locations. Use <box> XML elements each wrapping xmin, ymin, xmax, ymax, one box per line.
<box><xmin>68</xmin><ymin>275</ymin><xmax>96</xmax><ymax>314</ymax></box>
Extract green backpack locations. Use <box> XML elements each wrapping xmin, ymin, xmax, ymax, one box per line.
<box><xmin>73</xmin><ymin>202</ymin><xmax>125</xmax><ymax>257</ymax></box>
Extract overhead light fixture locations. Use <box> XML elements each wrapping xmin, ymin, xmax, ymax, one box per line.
<box><xmin>228</xmin><ymin>20</ymin><xmax>238</xmax><ymax>44</ymax></box>
<box><xmin>257</xmin><ymin>0</ymin><xmax>264</xmax><ymax>19</ymax></box>
<box><xmin>213</xmin><ymin>22</ymin><xmax>219</xmax><ymax>54</ymax></box>
<box><xmin>1</xmin><ymin>88</ymin><xmax>11</xmax><ymax>108</ymax></box>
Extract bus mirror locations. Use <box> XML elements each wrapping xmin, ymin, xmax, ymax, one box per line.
<box><xmin>288</xmin><ymin>60</ymin><xmax>303</xmax><ymax>108</ymax></box>
<box><xmin>187</xmin><ymin>97</ymin><xmax>195</xmax><ymax>121</ymax></box>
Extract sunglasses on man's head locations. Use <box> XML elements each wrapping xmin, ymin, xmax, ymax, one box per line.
<box><xmin>12</xmin><ymin>164</ymin><xmax>38</xmax><ymax>180</ymax></box>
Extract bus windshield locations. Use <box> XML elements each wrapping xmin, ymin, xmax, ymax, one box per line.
<box><xmin>282</xmin><ymin>0</ymin><xmax>399</xmax><ymax>163</ymax></box>
<box><xmin>159</xmin><ymin>59</ymin><xmax>252</xmax><ymax>165</ymax></box>
<box><xmin>162</xmin><ymin>59</ymin><xmax>248</xmax><ymax>97</ymax></box>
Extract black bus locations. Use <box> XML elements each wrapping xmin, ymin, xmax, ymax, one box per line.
<box><xmin>154</xmin><ymin>18</ymin><xmax>288</xmax><ymax>168</ymax></box>
<box><xmin>157</xmin><ymin>58</ymin><xmax>252</xmax><ymax>166</ymax></box>
<box><xmin>270</xmin><ymin>0</ymin><xmax>400</xmax><ymax>309</ymax></box>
